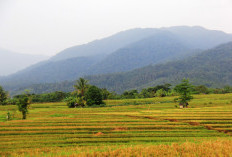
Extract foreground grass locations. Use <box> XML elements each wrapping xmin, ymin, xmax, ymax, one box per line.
<box><xmin>2</xmin><ymin>140</ymin><xmax>232</xmax><ymax>157</ymax></box>
<box><xmin>0</xmin><ymin>94</ymin><xmax>232</xmax><ymax>156</ymax></box>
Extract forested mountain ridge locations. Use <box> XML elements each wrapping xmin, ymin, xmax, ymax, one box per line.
<box><xmin>1</xmin><ymin>55</ymin><xmax>105</xmax><ymax>89</ymax></box>
<box><xmin>86</xmin><ymin>42</ymin><xmax>232</xmax><ymax>92</ymax></box>
<box><xmin>7</xmin><ymin>42</ymin><xmax>232</xmax><ymax>95</ymax></box>
<box><xmin>1</xmin><ymin>26</ymin><xmax>232</xmax><ymax>93</ymax></box>
<box><xmin>0</xmin><ymin>30</ymin><xmax>195</xmax><ymax>88</ymax></box>
<box><xmin>86</xmin><ymin>32</ymin><xmax>196</xmax><ymax>74</ymax></box>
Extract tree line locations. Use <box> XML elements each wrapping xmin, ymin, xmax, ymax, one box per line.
<box><xmin>1</xmin><ymin>78</ymin><xmax>232</xmax><ymax>120</ymax></box>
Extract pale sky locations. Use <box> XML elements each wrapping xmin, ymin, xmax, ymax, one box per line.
<box><xmin>0</xmin><ymin>0</ymin><xmax>232</xmax><ymax>56</ymax></box>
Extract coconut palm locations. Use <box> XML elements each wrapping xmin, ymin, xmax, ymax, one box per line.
<box><xmin>73</xmin><ymin>78</ymin><xmax>89</xmax><ymax>97</ymax></box>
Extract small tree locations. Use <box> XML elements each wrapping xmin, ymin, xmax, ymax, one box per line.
<box><xmin>174</xmin><ymin>79</ymin><xmax>193</xmax><ymax>108</ymax></box>
<box><xmin>155</xmin><ymin>89</ymin><xmax>166</xmax><ymax>97</ymax></box>
<box><xmin>0</xmin><ymin>85</ymin><xmax>7</xmax><ymax>105</ymax></box>
<box><xmin>85</xmin><ymin>86</ymin><xmax>104</xmax><ymax>106</ymax></box>
<box><xmin>6</xmin><ymin>111</ymin><xmax>11</xmax><ymax>121</ymax></box>
<box><xmin>16</xmin><ymin>93</ymin><xmax>31</xmax><ymax>119</ymax></box>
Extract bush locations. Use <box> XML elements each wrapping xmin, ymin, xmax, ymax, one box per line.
<box><xmin>155</xmin><ymin>89</ymin><xmax>166</xmax><ymax>97</ymax></box>
<box><xmin>64</xmin><ymin>97</ymin><xmax>78</xmax><ymax>108</ymax></box>
<box><xmin>85</xmin><ymin>86</ymin><xmax>104</xmax><ymax>106</ymax></box>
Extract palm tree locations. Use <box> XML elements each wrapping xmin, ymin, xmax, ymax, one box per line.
<box><xmin>73</xmin><ymin>78</ymin><xmax>89</xmax><ymax>97</ymax></box>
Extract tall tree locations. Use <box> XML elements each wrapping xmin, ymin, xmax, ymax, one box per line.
<box><xmin>174</xmin><ymin>79</ymin><xmax>193</xmax><ymax>108</ymax></box>
<box><xmin>16</xmin><ymin>91</ymin><xmax>31</xmax><ymax>119</ymax></box>
<box><xmin>73</xmin><ymin>78</ymin><xmax>89</xmax><ymax>97</ymax></box>
<box><xmin>0</xmin><ymin>85</ymin><xmax>7</xmax><ymax>105</ymax></box>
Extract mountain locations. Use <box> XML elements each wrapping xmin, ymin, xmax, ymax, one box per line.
<box><xmin>162</xmin><ymin>26</ymin><xmax>232</xmax><ymax>49</ymax></box>
<box><xmin>1</xmin><ymin>26</ymin><xmax>232</xmax><ymax>93</ymax></box>
<box><xmin>50</xmin><ymin>28</ymin><xmax>160</xmax><ymax>61</ymax></box>
<box><xmin>51</xmin><ymin>26</ymin><xmax>232</xmax><ymax>62</ymax></box>
<box><xmin>7</xmin><ymin>42</ymin><xmax>232</xmax><ymax>95</ymax></box>
<box><xmin>87</xmin><ymin>32</ymin><xmax>197</xmax><ymax>74</ymax></box>
<box><xmin>1</xmin><ymin>55</ymin><xmax>105</xmax><ymax>89</ymax></box>
<box><xmin>0</xmin><ymin>30</ymin><xmax>195</xmax><ymax>89</ymax></box>
<box><xmin>85</xmin><ymin>42</ymin><xmax>232</xmax><ymax>93</ymax></box>
<box><xmin>0</xmin><ymin>48</ymin><xmax>49</xmax><ymax>76</ymax></box>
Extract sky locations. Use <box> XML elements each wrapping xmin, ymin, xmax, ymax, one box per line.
<box><xmin>0</xmin><ymin>0</ymin><xmax>232</xmax><ymax>56</ymax></box>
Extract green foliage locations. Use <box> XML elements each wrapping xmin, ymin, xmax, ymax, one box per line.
<box><xmin>122</xmin><ymin>90</ymin><xmax>139</xmax><ymax>99</ymax></box>
<box><xmin>31</xmin><ymin>91</ymin><xmax>69</xmax><ymax>103</ymax></box>
<box><xmin>194</xmin><ymin>85</ymin><xmax>209</xmax><ymax>94</ymax></box>
<box><xmin>85</xmin><ymin>42</ymin><xmax>232</xmax><ymax>93</ymax></box>
<box><xmin>74</xmin><ymin>78</ymin><xmax>89</xmax><ymax>97</ymax></box>
<box><xmin>5</xmin><ymin>98</ymin><xmax>18</xmax><ymax>105</ymax></box>
<box><xmin>85</xmin><ymin>86</ymin><xmax>104</xmax><ymax>106</ymax></box>
<box><xmin>222</xmin><ymin>86</ymin><xmax>232</xmax><ymax>93</ymax></box>
<box><xmin>155</xmin><ymin>89</ymin><xmax>166</xmax><ymax>97</ymax></box>
<box><xmin>174</xmin><ymin>79</ymin><xmax>193</xmax><ymax>107</ymax></box>
<box><xmin>100</xmin><ymin>88</ymin><xmax>111</xmax><ymax>100</ymax></box>
<box><xmin>76</xmin><ymin>96</ymin><xmax>86</xmax><ymax>107</ymax></box>
<box><xmin>16</xmin><ymin>93</ymin><xmax>31</xmax><ymax>119</ymax></box>
<box><xmin>6</xmin><ymin>111</ymin><xmax>12</xmax><ymax>121</ymax></box>
<box><xmin>0</xmin><ymin>85</ymin><xmax>7</xmax><ymax>105</ymax></box>
<box><xmin>140</xmin><ymin>89</ymin><xmax>153</xmax><ymax>98</ymax></box>
<box><xmin>166</xmin><ymin>89</ymin><xmax>179</xmax><ymax>96</ymax></box>
<box><xmin>64</xmin><ymin>97</ymin><xmax>78</xmax><ymax>108</ymax></box>
<box><xmin>64</xmin><ymin>95</ymin><xmax>86</xmax><ymax>108</ymax></box>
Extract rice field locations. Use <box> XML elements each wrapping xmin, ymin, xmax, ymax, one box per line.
<box><xmin>0</xmin><ymin>94</ymin><xmax>232</xmax><ymax>156</ymax></box>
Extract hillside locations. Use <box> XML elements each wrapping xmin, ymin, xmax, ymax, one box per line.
<box><xmin>1</xmin><ymin>26</ymin><xmax>232</xmax><ymax>93</ymax></box>
<box><xmin>0</xmin><ymin>48</ymin><xmax>48</xmax><ymax>76</ymax></box>
<box><xmin>8</xmin><ymin>42</ymin><xmax>232</xmax><ymax>95</ymax></box>
<box><xmin>1</xmin><ymin>55</ymin><xmax>104</xmax><ymax>89</ymax></box>
<box><xmin>0</xmin><ymin>30</ymin><xmax>194</xmax><ymax>88</ymax></box>
<box><xmin>87</xmin><ymin>32</ymin><xmax>195</xmax><ymax>74</ymax></box>
<box><xmin>86</xmin><ymin>42</ymin><xmax>232</xmax><ymax>92</ymax></box>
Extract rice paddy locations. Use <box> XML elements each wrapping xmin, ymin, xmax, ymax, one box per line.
<box><xmin>0</xmin><ymin>94</ymin><xmax>232</xmax><ymax>156</ymax></box>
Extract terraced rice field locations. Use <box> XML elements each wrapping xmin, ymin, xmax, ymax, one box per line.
<box><xmin>0</xmin><ymin>94</ymin><xmax>232</xmax><ymax>156</ymax></box>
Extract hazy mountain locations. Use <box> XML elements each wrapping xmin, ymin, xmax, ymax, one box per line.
<box><xmin>1</xmin><ymin>55</ymin><xmax>105</xmax><ymax>89</ymax></box>
<box><xmin>0</xmin><ymin>31</ymin><xmax>196</xmax><ymax>89</ymax></box>
<box><xmin>50</xmin><ymin>28</ymin><xmax>160</xmax><ymax>61</ymax></box>
<box><xmin>1</xmin><ymin>26</ymin><xmax>232</xmax><ymax>92</ymax></box>
<box><xmin>163</xmin><ymin>26</ymin><xmax>232</xmax><ymax>49</ymax></box>
<box><xmin>10</xmin><ymin>42</ymin><xmax>232</xmax><ymax>95</ymax></box>
<box><xmin>0</xmin><ymin>48</ymin><xmax>49</xmax><ymax>76</ymax></box>
<box><xmin>87</xmin><ymin>31</ymin><xmax>198</xmax><ymax>75</ymax></box>
<box><xmin>85</xmin><ymin>42</ymin><xmax>232</xmax><ymax>93</ymax></box>
<box><xmin>51</xmin><ymin>26</ymin><xmax>232</xmax><ymax>61</ymax></box>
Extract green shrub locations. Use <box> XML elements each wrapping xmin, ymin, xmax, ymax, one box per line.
<box><xmin>85</xmin><ymin>86</ymin><xmax>104</xmax><ymax>106</ymax></box>
<box><xmin>64</xmin><ymin>97</ymin><xmax>78</xmax><ymax>108</ymax></box>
